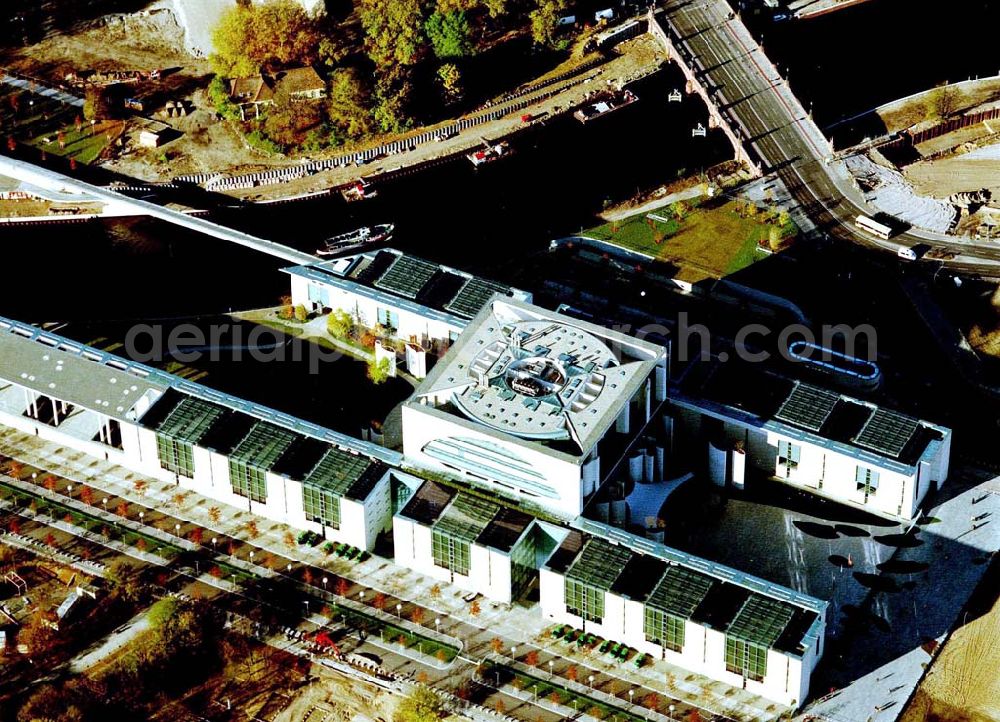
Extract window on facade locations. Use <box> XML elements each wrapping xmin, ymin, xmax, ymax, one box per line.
<box><xmin>725</xmin><ymin>638</ymin><xmax>768</xmax><ymax>682</ymax></box>
<box><xmin>229</xmin><ymin>460</ymin><xmax>268</xmax><ymax>503</ymax></box>
<box><xmin>855</xmin><ymin>466</ymin><xmax>879</xmax><ymax>496</ymax></box>
<box><xmin>377</xmin><ymin>308</ymin><xmax>399</xmax><ymax>331</ymax></box>
<box><xmin>156</xmin><ymin>435</ymin><xmax>195</xmax><ymax>478</ymax></box>
<box><xmin>644</xmin><ymin>607</ymin><xmax>685</xmax><ymax>652</ymax></box>
<box><xmin>564</xmin><ymin>578</ymin><xmax>605</xmax><ymax>624</ymax></box>
<box><xmin>308</xmin><ymin>283</ymin><xmax>323</xmax><ymax>305</ymax></box>
<box><xmin>777</xmin><ymin>440</ymin><xmax>800</xmax><ymax>471</ymax></box>
<box><xmin>431</xmin><ymin>530</ymin><xmax>470</xmax><ymax>576</ymax></box>
<box><xmin>302</xmin><ymin>486</ymin><xmax>340</xmax><ymax>529</ymax></box>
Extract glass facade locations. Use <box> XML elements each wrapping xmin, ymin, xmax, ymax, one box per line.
<box><xmin>156</xmin><ymin>435</ymin><xmax>195</xmax><ymax>478</ymax></box>
<box><xmin>509</xmin><ymin>531</ymin><xmax>537</xmax><ymax>600</ymax></box>
<box><xmin>777</xmin><ymin>440</ymin><xmax>800</xmax><ymax>475</ymax></box>
<box><xmin>229</xmin><ymin>460</ymin><xmax>268</xmax><ymax>503</ymax></box>
<box><xmin>302</xmin><ymin>485</ymin><xmax>341</xmax><ymax>529</ymax></box>
<box><xmin>564</xmin><ymin>578</ymin><xmax>605</xmax><ymax>624</ymax></box>
<box><xmin>644</xmin><ymin>607</ymin><xmax>685</xmax><ymax>652</ymax></box>
<box><xmin>856</xmin><ymin>466</ymin><xmax>879</xmax><ymax>497</ymax></box>
<box><xmin>725</xmin><ymin>637</ymin><xmax>768</xmax><ymax>682</ymax></box>
<box><xmin>432</xmin><ymin>530</ymin><xmax>470</xmax><ymax>576</ymax></box>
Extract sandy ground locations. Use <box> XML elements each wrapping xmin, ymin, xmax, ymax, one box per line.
<box><xmin>878</xmin><ymin>77</ymin><xmax>1000</xmax><ymax>135</ymax></box>
<box><xmin>270</xmin><ymin>671</ymin><xmax>393</xmax><ymax>722</ymax></box>
<box><xmin>899</xmin><ymin>566</ymin><xmax>1000</xmax><ymax>722</ymax></box>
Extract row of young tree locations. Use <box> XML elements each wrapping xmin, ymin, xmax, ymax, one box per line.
<box><xmin>208</xmin><ymin>0</ymin><xmax>577</xmax><ymax>151</ymax></box>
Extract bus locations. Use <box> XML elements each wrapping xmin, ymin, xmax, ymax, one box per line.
<box><xmin>854</xmin><ymin>215</ymin><xmax>893</xmax><ymax>240</ymax></box>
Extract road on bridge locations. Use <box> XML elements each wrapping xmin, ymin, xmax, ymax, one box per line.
<box><xmin>656</xmin><ymin>0</ymin><xmax>1000</xmax><ymax>276</ymax></box>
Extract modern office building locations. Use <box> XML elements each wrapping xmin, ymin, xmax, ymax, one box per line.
<box><xmin>670</xmin><ymin>360</ymin><xmax>951</xmax><ymax>520</ymax></box>
<box><xmin>284</xmin><ymin>248</ymin><xmax>532</xmax><ymax>354</ymax></box>
<box><xmin>401</xmin><ymin>297</ymin><xmax>668</xmax><ymax>517</ymax></box>
<box><xmin>540</xmin><ymin>523</ymin><xmax>827</xmax><ymax>707</ymax></box>
<box><xmin>392</xmin><ymin>479</ymin><xmax>556</xmax><ymax>603</ymax></box>
<box><xmin>0</xmin><ymin>316</ymin><xmax>403</xmax><ymax>551</ymax></box>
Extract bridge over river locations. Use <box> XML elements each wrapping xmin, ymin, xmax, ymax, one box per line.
<box><xmin>650</xmin><ymin>0</ymin><xmax>1000</xmax><ymax>277</ymax></box>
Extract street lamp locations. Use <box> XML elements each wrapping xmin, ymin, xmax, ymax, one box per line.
<box><xmin>588</xmin><ymin>675</ymin><xmax>595</xmax><ymax>688</ymax></box>
<box><xmin>175</xmin><ymin>523</ymin><xmax>181</xmax><ymax>536</ymax></box>
<box><xmin>249</xmin><ymin>550</ymin><xmax>255</xmax><ymax>564</ymax></box>
<box><xmin>434</xmin><ymin>617</ymin><xmax>440</xmax><ymax>633</ymax></box>
<box><xmin>396</xmin><ymin>603</ymin><xmax>402</xmax><ymax>619</ymax></box>
<box><xmin>548</xmin><ymin>660</ymin><xmax>554</xmax><ymax>677</ymax></box>
<box><xmin>322</xmin><ymin>576</ymin><xmax>328</xmax><ymax>591</ymax></box>
<box><xmin>511</xmin><ymin>646</ymin><xmax>517</xmax><ymax>659</ymax></box>
<box><xmin>138</xmin><ymin>511</ymin><xmax>144</xmax><ymax>524</ymax></box>
<box><xmin>629</xmin><ymin>690</ymin><xmax>634</xmax><ymax>707</ymax></box>
<box><xmin>66</xmin><ymin>484</ymin><xmax>73</xmax><ymax>496</ymax></box>
<box><xmin>359</xmin><ymin>590</ymin><xmax>365</xmax><ymax>603</ymax></box>
<box><xmin>211</xmin><ymin>537</ymin><xmax>217</xmax><ymax>551</ymax></box>
<box><xmin>102</xmin><ymin>497</ymin><xmax>108</xmax><ymax>511</ymax></box>
<box><xmin>287</xmin><ymin>563</ymin><xmax>293</xmax><ymax>573</ymax></box>
<box><xmin>304</xmin><ymin>600</ymin><xmax>309</xmax><ymax>614</ymax></box>
<box><xmin>668</xmin><ymin>704</ymin><xmax>675</xmax><ymax>721</ymax></box>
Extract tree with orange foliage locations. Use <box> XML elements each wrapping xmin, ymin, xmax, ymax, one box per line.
<box><xmin>79</xmin><ymin>486</ymin><xmax>94</xmax><ymax>506</ymax></box>
<box><xmin>490</xmin><ymin>637</ymin><xmax>504</xmax><ymax>655</ymax></box>
<box><xmin>116</xmin><ymin>501</ymin><xmax>128</xmax><ymax>518</ymax></box>
<box><xmin>643</xmin><ymin>693</ymin><xmax>659</xmax><ymax>711</ymax></box>
<box><xmin>373</xmin><ymin>592</ymin><xmax>386</xmax><ymax>610</ymax></box>
<box><xmin>469</xmin><ymin>599</ymin><xmax>481</xmax><ymax>617</ymax></box>
<box><xmin>566</xmin><ymin>665</ymin><xmax>578</xmax><ymax>682</ymax></box>
<box><xmin>208</xmin><ymin>506</ymin><xmax>221</xmax><ymax>524</ymax></box>
<box><xmin>410</xmin><ymin>607</ymin><xmax>424</xmax><ymax>625</ymax></box>
<box><xmin>335</xmin><ymin>577</ymin><xmax>350</xmax><ymax>597</ymax></box>
<box><xmin>525</xmin><ymin>650</ymin><xmax>539</xmax><ymax>667</ymax></box>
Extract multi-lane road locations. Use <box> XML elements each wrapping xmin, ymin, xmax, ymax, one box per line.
<box><xmin>657</xmin><ymin>0</ymin><xmax>1000</xmax><ymax>276</ymax></box>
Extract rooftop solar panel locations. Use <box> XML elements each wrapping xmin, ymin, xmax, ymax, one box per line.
<box><xmin>434</xmin><ymin>494</ymin><xmax>500</xmax><ymax>542</ymax></box>
<box><xmin>156</xmin><ymin>396</ymin><xmax>225</xmax><ymax>444</ymax></box>
<box><xmin>374</xmin><ymin>255</ymin><xmax>439</xmax><ymax>299</ymax></box>
<box><xmin>853</xmin><ymin>408</ymin><xmax>920</xmax><ymax>459</ymax></box>
<box><xmin>303</xmin><ymin>446</ymin><xmax>375</xmax><ymax>499</ymax></box>
<box><xmin>726</xmin><ymin>594</ymin><xmax>796</xmax><ymax>648</ymax></box>
<box><xmin>446</xmin><ymin>278</ymin><xmax>510</xmax><ymax>319</ymax></box>
<box><xmin>646</xmin><ymin>564</ymin><xmax>717</xmax><ymax>619</ymax></box>
<box><xmin>565</xmin><ymin>538</ymin><xmax>632</xmax><ymax>591</ymax></box>
<box><xmin>230</xmin><ymin>421</ymin><xmax>298</xmax><ymax>471</ymax></box>
<box><xmin>774</xmin><ymin>382</ymin><xmax>840</xmax><ymax>432</ymax></box>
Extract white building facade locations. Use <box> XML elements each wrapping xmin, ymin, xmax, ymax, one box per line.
<box><xmin>539</xmin><ymin>530</ymin><xmax>826</xmax><ymax>707</ymax></box>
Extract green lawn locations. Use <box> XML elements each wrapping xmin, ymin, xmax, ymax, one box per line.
<box><xmin>27</xmin><ymin>121</ymin><xmax>121</xmax><ymax>164</ymax></box>
<box><xmin>587</xmin><ymin>199</ymin><xmax>796</xmax><ymax>281</ymax></box>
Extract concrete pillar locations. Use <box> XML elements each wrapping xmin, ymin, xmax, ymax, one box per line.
<box><xmin>616</xmin><ymin>405</ymin><xmax>630</xmax><ymax>435</ymax></box>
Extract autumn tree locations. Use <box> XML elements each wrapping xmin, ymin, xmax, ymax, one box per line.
<box><xmin>327</xmin><ymin>308</ymin><xmax>355</xmax><ymax>338</ymax></box>
<box><xmin>358</xmin><ymin>0</ymin><xmax>426</xmax><ymax>69</ymax></box>
<box><xmin>436</xmin><ymin>63</ymin><xmax>463</xmax><ymax>104</ymax></box>
<box><xmin>469</xmin><ymin>599</ymin><xmax>481</xmax><ymax>617</ymax></box>
<box><xmin>373</xmin><ymin>592</ymin><xmax>387</xmax><ymax>610</ymax></box>
<box><xmin>208</xmin><ymin>506</ymin><xmax>221</xmax><ymax>524</ymax></box>
<box><xmin>525</xmin><ymin>649</ymin><xmax>539</xmax><ymax>667</ymax></box>
<box><xmin>394</xmin><ymin>686</ymin><xmax>445</xmax><ymax>722</ymax></box>
<box><xmin>327</xmin><ymin>68</ymin><xmax>375</xmax><ymax>142</ymax></box>
<box><xmin>211</xmin><ymin>0</ymin><xmax>322</xmax><ymax>76</ymax></box>
<box><xmin>529</xmin><ymin>0</ymin><xmax>569</xmax><ymax>47</ymax></box>
<box><xmin>367</xmin><ymin>358</ymin><xmax>392</xmax><ymax>384</ymax></box>
<box><xmin>490</xmin><ymin>637</ymin><xmax>504</xmax><ymax>654</ymax></box>
<box><xmin>335</xmin><ymin>577</ymin><xmax>350</xmax><ymax>596</ymax></box>
<box><xmin>410</xmin><ymin>607</ymin><xmax>425</xmax><ymax>625</ymax></box>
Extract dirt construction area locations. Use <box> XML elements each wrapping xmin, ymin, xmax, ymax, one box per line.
<box><xmin>899</xmin><ymin>559</ymin><xmax>1000</xmax><ymax>722</ymax></box>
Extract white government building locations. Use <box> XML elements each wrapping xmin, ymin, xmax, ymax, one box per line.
<box><xmin>670</xmin><ymin>359</ymin><xmax>951</xmax><ymax>521</ymax></box>
<box><xmin>0</xmin><ymin>316</ymin><xmax>404</xmax><ymax>552</ymax></box>
<box><xmin>285</xmin><ymin>248</ymin><xmax>532</xmax><ymax>357</ymax></box>
<box><xmin>0</xmin><ymin>282</ymin><xmax>955</xmax><ymax>709</ymax></box>
<box><xmin>401</xmin><ymin>297</ymin><xmax>668</xmax><ymax>517</ymax></box>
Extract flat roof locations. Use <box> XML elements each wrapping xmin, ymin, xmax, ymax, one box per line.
<box><xmin>476</xmin><ymin>506</ymin><xmax>533</xmax><ymax>553</ymax></box>
<box><xmin>0</xmin><ymin>321</ymin><xmax>165</xmax><ymax>423</ymax></box>
<box><xmin>283</xmin><ymin>248</ymin><xmax>531</xmax><ymax>325</ymax></box>
<box><xmin>407</xmin><ymin>297</ymin><xmax>665</xmax><ymax>457</ymax></box>
<box><xmin>726</xmin><ymin>594</ymin><xmax>797</xmax><ymax>648</ymax></box>
<box><xmin>676</xmin><ymin>360</ymin><xmax>947</xmax><ymax>470</ymax></box>
<box><xmin>0</xmin><ymin>316</ymin><xmax>400</xmax><ymax>469</ymax></box>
